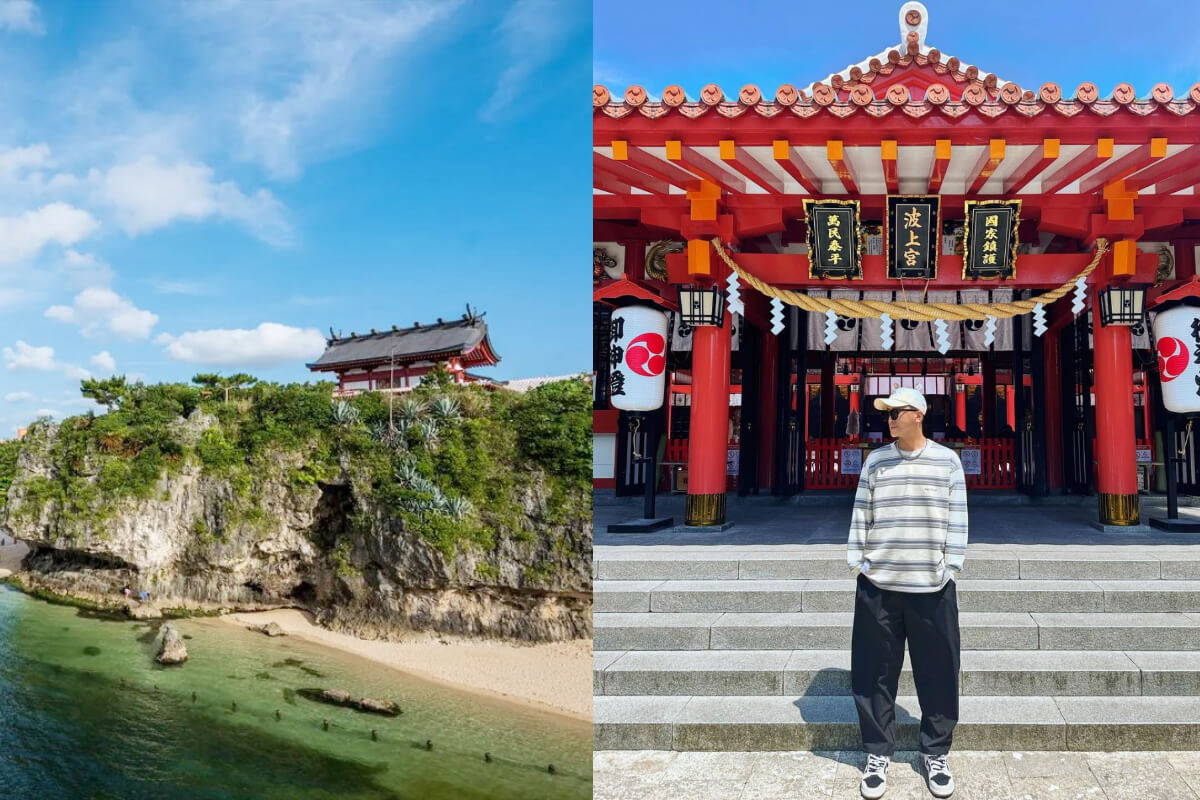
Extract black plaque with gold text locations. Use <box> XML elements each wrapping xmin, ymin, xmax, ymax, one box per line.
<box><xmin>963</xmin><ymin>200</ymin><xmax>1020</xmax><ymax>279</ymax></box>
<box><xmin>805</xmin><ymin>199</ymin><xmax>862</xmax><ymax>280</ymax></box>
<box><xmin>886</xmin><ymin>195</ymin><xmax>939</xmax><ymax>279</ymax></box>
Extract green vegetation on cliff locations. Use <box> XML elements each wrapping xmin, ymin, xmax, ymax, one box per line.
<box><xmin>7</xmin><ymin>369</ymin><xmax>591</xmax><ymax>569</ymax></box>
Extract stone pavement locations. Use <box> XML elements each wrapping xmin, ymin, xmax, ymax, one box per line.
<box><xmin>594</xmin><ymin>749</ymin><xmax>1200</xmax><ymax>799</ymax></box>
<box><xmin>595</xmin><ymin>491</ymin><xmax>1200</xmax><ymax>547</ymax></box>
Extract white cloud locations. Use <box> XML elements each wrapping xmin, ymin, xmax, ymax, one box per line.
<box><xmin>184</xmin><ymin>0</ymin><xmax>460</xmax><ymax>178</ymax></box>
<box><xmin>45</xmin><ymin>287</ymin><xmax>159</xmax><ymax>340</ymax></box>
<box><xmin>60</xmin><ymin>249</ymin><xmax>114</xmax><ymax>288</ymax></box>
<box><xmin>32</xmin><ymin>408</ymin><xmax>60</xmax><ymax>419</ymax></box>
<box><xmin>481</xmin><ymin>0</ymin><xmax>577</xmax><ymax>123</ymax></box>
<box><xmin>0</xmin><ymin>143</ymin><xmax>51</xmax><ymax>173</ymax></box>
<box><xmin>4</xmin><ymin>391</ymin><xmax>32</xmax><ymax>402</ymax></box>
<box><xmin>1</xmin><ymin>341</ymin><xmax>87</xmax><ymax>381</ymax></box>
<box><xmin>0</xmin><ymin>203</ymin><xmax>100</xmax><ymax>265</ymax></box>
<box><xmin>0</xmin><ymin>287</ymin><xmax>31</xmax><ymax>308</ymax></box>
<box><xmin>3</xmin><ymin>340</ymin><xmax>56</xmax><ymax>371</ymax></box>
<box><xmin>93</xmin><ymin>157</ymin><xmax>291</xmax><ymax>244</ymax></box>
<box><xmin>156</xmin><ymin>321</ymin><xmax>326</xmax><ymax>366</ymax></box>
<box><xmin>90</xmin><ymin>350</ymin><xmax>116</xmax><ymax>372</ymax></box>
<box><xmin>0</xmin><ymin>0</ymin><xmax>42</xmax><ymax>34</ymax></box>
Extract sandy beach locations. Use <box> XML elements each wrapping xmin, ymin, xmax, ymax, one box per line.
<box><xmin>221</xmin><ymin>609</ymin><xmax>592</xmax><ymax>722</ymax></box>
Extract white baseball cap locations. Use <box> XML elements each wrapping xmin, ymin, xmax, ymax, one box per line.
<box><xmin>873</xmin><ymin>386</ymin><xmax>928</xmax><ymax>414</ymax></box>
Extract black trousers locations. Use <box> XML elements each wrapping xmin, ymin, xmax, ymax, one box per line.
<box><xmin>851</xmin><ymin>572</ymin><xmax>960</xmax><ymax>757</ymax></box>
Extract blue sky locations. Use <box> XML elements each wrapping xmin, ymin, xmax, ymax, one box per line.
<box><xmin>0</xmin><ymin>0</ymin><xmax>589</xmax><ymax>434</ymax></box>
<box><xmin>595</xmin><ymin>0</ymin><xmax>1200</xmax><ymax>99</ymax></box>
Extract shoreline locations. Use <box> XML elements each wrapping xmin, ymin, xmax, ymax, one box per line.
<box><xmin>219</xmin><ymin>609</ymin><xmax>592</xmax><ymax>724</ymax></box>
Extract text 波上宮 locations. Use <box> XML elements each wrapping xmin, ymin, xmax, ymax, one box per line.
<box><xmin>805</xmin><ymin>200</ymin><xmax>862</xmax><ymax>280</ymax></box>
<box><xmin>887</xmin><ymin>195</ymin><xmax>939</xmax><ymax>279</ymax></box>
<box><xmin>964</xmin><ymin>200</ymin><xmax>1020</xmax><ymax>280</ymax></box>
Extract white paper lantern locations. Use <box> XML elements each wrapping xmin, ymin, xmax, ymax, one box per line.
<box><xmin>609</xmin><ymin>305</ymin><xmax>670</xmax><ymax>411</ymax></box>
<box><xmin>1152</xmin><ymin>303</ymin><xmax>1200</xmax><ymax>413</ymax></box>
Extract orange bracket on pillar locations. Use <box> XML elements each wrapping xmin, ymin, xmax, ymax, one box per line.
<box><xmin>1111</xmin><ymin>239</ymin><xmax>1139</xmax><ymax>277</ymax></box>
<box><xmin>686</xmin><ymin>180</ymin><xmax>722</xmax><ymax>277</ymax></box>
<box><xmin>1104</xmin><ymin>179</ymin><xmax>1138</xmax><ymax>222</ymax></box>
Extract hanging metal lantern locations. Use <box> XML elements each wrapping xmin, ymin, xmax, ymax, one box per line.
<box><xmin>677</xmin><ymin>285</ymin><xmax>726</xmax><ymax>328</ymax></box>
<box><xmin>1097</xmin><ymin>285</ymin><xmax>1147</xmax><ymax>327</ymax></box>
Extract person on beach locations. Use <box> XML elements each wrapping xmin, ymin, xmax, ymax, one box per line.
<box><xmin>846</xmin><ymin>386</ymin><xmax>967</xmax><ymax>799</ymax></box>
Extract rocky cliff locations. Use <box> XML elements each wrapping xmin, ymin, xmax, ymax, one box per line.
<box><xmin>1</xmin><ymin>376</ymin><xmax>592</xmax><ymax>642</ymax></box>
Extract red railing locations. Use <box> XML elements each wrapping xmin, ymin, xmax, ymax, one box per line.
<box><xmin>807</xmin><ymin>438</ymin><xmax>1017</xmax><ymax>490</ymax></box>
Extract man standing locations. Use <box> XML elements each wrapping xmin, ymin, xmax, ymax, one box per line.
<box><xmin>847</xmin><ymin>386</ymin><xmax>967</xmax><ymax>799</ymax></box>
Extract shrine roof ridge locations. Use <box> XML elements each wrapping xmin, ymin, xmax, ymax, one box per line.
<box><xmin>593</xmin><ymin>2</ymin><xmax>1200</xmax><ymax>122</ymax></box>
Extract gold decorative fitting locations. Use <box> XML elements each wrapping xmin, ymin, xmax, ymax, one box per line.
<box><xmin>1099</xmin><ymin>493</ymin><xmax>1140</xmax><ymax>526</ymax></box>
<box><xmin>685</xmin><ymin>493</ymin><xmax>726</xmax><ymax>527</ymax></box>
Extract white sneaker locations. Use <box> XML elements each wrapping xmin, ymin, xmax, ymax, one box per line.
<box><xmin>859</xmin><ymin>753</ymin><xmax>889</xmax><ymax>799</ymax></box>
<box><xmin>921</xmin><ymin>753</ymin><xmax>955</xmax><ymax>798</ymax></box>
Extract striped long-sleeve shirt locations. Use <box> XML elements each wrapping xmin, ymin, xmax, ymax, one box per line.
<box><xmin>846</xmin><ymin>439</ymin><xmax>968</xmax><ymax>593</ymax></box>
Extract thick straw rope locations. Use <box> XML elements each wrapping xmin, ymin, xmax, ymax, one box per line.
<box><xmin>710</xmin><ymin>237</ymin><xmax>1109</xmax><ymax>321</ymax></box>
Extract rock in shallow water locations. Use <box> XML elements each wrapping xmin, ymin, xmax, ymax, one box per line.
<box><xmin>250</xmin><ymin>622</ymin><xmax>286</xmax><ymax>637</ymax></box>
<box><xmin>156</xmin><ymin>623</ymin><xmax>188</xmax><ymax>664</ymax></box>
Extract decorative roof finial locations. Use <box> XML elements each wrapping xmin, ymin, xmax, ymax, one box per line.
<box><xmin>899</xmin><ymin>2</ymin><xmax>928</xmax><ymax>52</ymax></box>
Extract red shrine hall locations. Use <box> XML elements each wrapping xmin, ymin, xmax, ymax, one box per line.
<box><xmin>308</xmin><ymin>309</ymin><xmax>500</xmax><ymax>396</ymax></box>
<box><xmin>592</xmin><ymin>2</ymin><xmax>1200</xmax><ymax>528</ymax></box>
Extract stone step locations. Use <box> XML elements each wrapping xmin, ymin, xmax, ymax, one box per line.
<box><xmin>594</xmin><ymin>548</ymin><xmax>1200</xmax><ymax>581</ymax></box>
<box><xmin>595</xmin><ymin>611</ymin><xmax>1200</xmax><ymax>651</ymax></box>
<box><xmin>592</xmin><ymin>694</ymin><xmax>1200</xmax><ymax>751</ymax></box>
<box><xmin>594</xmin><ymin>649</ymin><xmax>1200</xmax><ymax>697</ymax></box>
<box><xmin>594</xmin><ymin>579</ymin><xmax>1200</xmax><ymax>614</ymax></box>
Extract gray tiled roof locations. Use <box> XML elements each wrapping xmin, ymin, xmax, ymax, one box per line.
<box><xmin>307</xmin><ymin>317</ymin><xmax>492</xmax><ymax>369</ymax></box>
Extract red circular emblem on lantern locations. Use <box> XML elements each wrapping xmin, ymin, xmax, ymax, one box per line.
<box><xmin>626</xmin><ymin>332</ymin><xmax>666</xmax><ymax>377</ymax></box>
<box><xmin>1159</xmin><ymin>336</ymin><xmax>1190</xmax><ymax>382</ymax></box>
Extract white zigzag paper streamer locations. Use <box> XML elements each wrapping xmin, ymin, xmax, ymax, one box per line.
<box><xmin>769</xmin><ymin>297</ymin><xmax>785</xmax><ymax>335</ymax></box>
<box><xmin>934</xmin><ymin>319</ymin><xmax>951</xmax><ymax>354</ymax></box>
<box><xmin>824</xmin><ymin>309</ymin><xmax>838</xmax><ymax>345</ymax></box>
<box><xmin>1032</xmin><ymin>302</ymin><xmax>1047</xmax><ymax>337</ymax></box>
<box><xmin>725</xmin><ymin>271</ymin><xmax>743</xmax><ymax>315</ymax></box>
<box><xmin>983</xmin><ymin>315</ymin><xmax>997</xmax><ymax>347</ymax></box>
<box><xmin>879</xmin><ymin>313</ymin><xmax>893</xmax><ymax>351</ymax></box>
<box><xmin>1071</xmin><ymin>277</ymin><xmax>1088</xmax><ymax>316</ymax></box>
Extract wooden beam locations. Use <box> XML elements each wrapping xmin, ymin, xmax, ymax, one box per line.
<box><xmin>719</xmin><ymin>140</ymin><xmax>783</xmax><ymax>194</ymax></box>
<box><xmin>1104</xmin><ymin>179</ymin><xmax>1138</xmax><ymax>221</ymax></box>
<box><xmin>1079</xmin><ymin>138</ymin><xmax>1168</xmax><ymax>194</ymax></box>
<box><xmin>1004</xmin><ymin>139</ymin><xmax>1060</xmax><ymax>194</ymax></box>
<box><xmin>881</xmin><ymin>140</ymin><xmax>898</xmax><ymax>194</ymax></box>
<box><xmin>1151</xmin><ymin>162</ymin><xmax>1200</xmax><ymax>197</ymax></box>
<box><xmin>1125</xmin><ymin>144</ymin><xmax>1200</xmax><ymax>192</ymax></box>
<box><xmin>927</xmin><ymin>139</ymin><xmax>952</xmax><ymax>193</ymax></box>
<box><xmin>826</xmin><ymin>140</ymin><xmax>859</xmax><ymax>194</ymax></box>
<box><xmin>1041</xmin><ymin>139</ymin><xmax>1114</xmax><ymax>195</ymax></box>
<box><xmin>593</xmin><ymin>151</ymin><xmax>669</xmax><ymax>194</ymax></box>
<box><xmin>611</xmin><ymin>141</ymin><xmax>698</xmax><ymax>189</ymax></box>
<box><xmin>666</xmin><ymin>140</ymin><xmax>746</xmax><ymax>193</ymax></box>
<box><xmin>772</xmin><ymin>140</ymin><xmax>821</xmax><ymax>194</ymax></box>
<box><xmin>966</xmin><ymin>139</ymin><xmax>1006</xmax><ymax>194</ymax></box>
<box><xmin>594</xmin><ymin>171</ymin><xmax>632</xmax><ymax>194</ymax></box>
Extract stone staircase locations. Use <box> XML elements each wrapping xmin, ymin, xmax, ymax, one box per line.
<box><xmin>593</xmin><ymin>544</ymin><xmax>1200</xmax><ymax>751</ymax></box>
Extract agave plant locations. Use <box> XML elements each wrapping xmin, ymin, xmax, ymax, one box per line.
<box><xmin>397</xmin><ymin>396</ymin><xmax>426</xmax><ymax>425</ymax></box>
<box><xmin>430</xmin><ymin>395</ymin><xmax>461</xmax><ymax>423</ymax></box>
<box><xmin>443</xmin><ymin>495</ymin><xmax>472</xmax><ymax>521</ymax></box>
<box><xmin>393</xmin><ymin>459</ymin><xmax>423</xmax><ymax>486</ymax></box>
<box><xmin>331</xmin><ymin>399</ymin><xmax>360</xmax><ymax>426</ymax></box>
<box><xmin>417</xmin><ymin>418</ymin><xmax>441</xmax><ymax>450</ymax></box>
<box><xmin>369</xmin><ymin>420</ymin><xmax>390</xmax><ymax>443</ymax></box>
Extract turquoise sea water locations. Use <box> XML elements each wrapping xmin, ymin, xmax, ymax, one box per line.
<box><xmin>0</xmin><ymin>585</ymin><xmax>592</xmax><ymax>799</ymax></box>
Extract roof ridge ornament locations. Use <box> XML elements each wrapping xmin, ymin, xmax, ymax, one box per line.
<box><xmin>899</xmin><ymin>2</ymin><xmax>928</xmax><ymax>53</ymax></box>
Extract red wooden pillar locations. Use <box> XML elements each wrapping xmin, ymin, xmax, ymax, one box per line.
<box><xmin>1043</xmin><ymin>332</ymin><xmax>1064</xmax><ymax>490</ymax></box>
<box><xmin>1092</xmin><ymin>291</ymin><xmax>1140</xmax><ymax>525</ymax></box>
<box><xmin>954</xmin><ymin>383</ymin><xmax>967</xmax><ymax>432</ymax></box>
<box><xmin>686</xmin><ymin>312</ymin><xmax>732</xmax><ymax>526</ymax></box>
<box><xmin>757</xmin><ymin>330</ymin><xmax>779</xmax><ymax>490</ymax></box>
<box><xmin>1006</xmin><ymin>384</ymin><xmax>1016</xmax><ymax>430</ymax></box>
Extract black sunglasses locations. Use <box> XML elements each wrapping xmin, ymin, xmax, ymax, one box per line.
<box><xmin>886</xmin><ymin>407</ymin><xmax>919</xmax><ymax>421</ymax></box>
